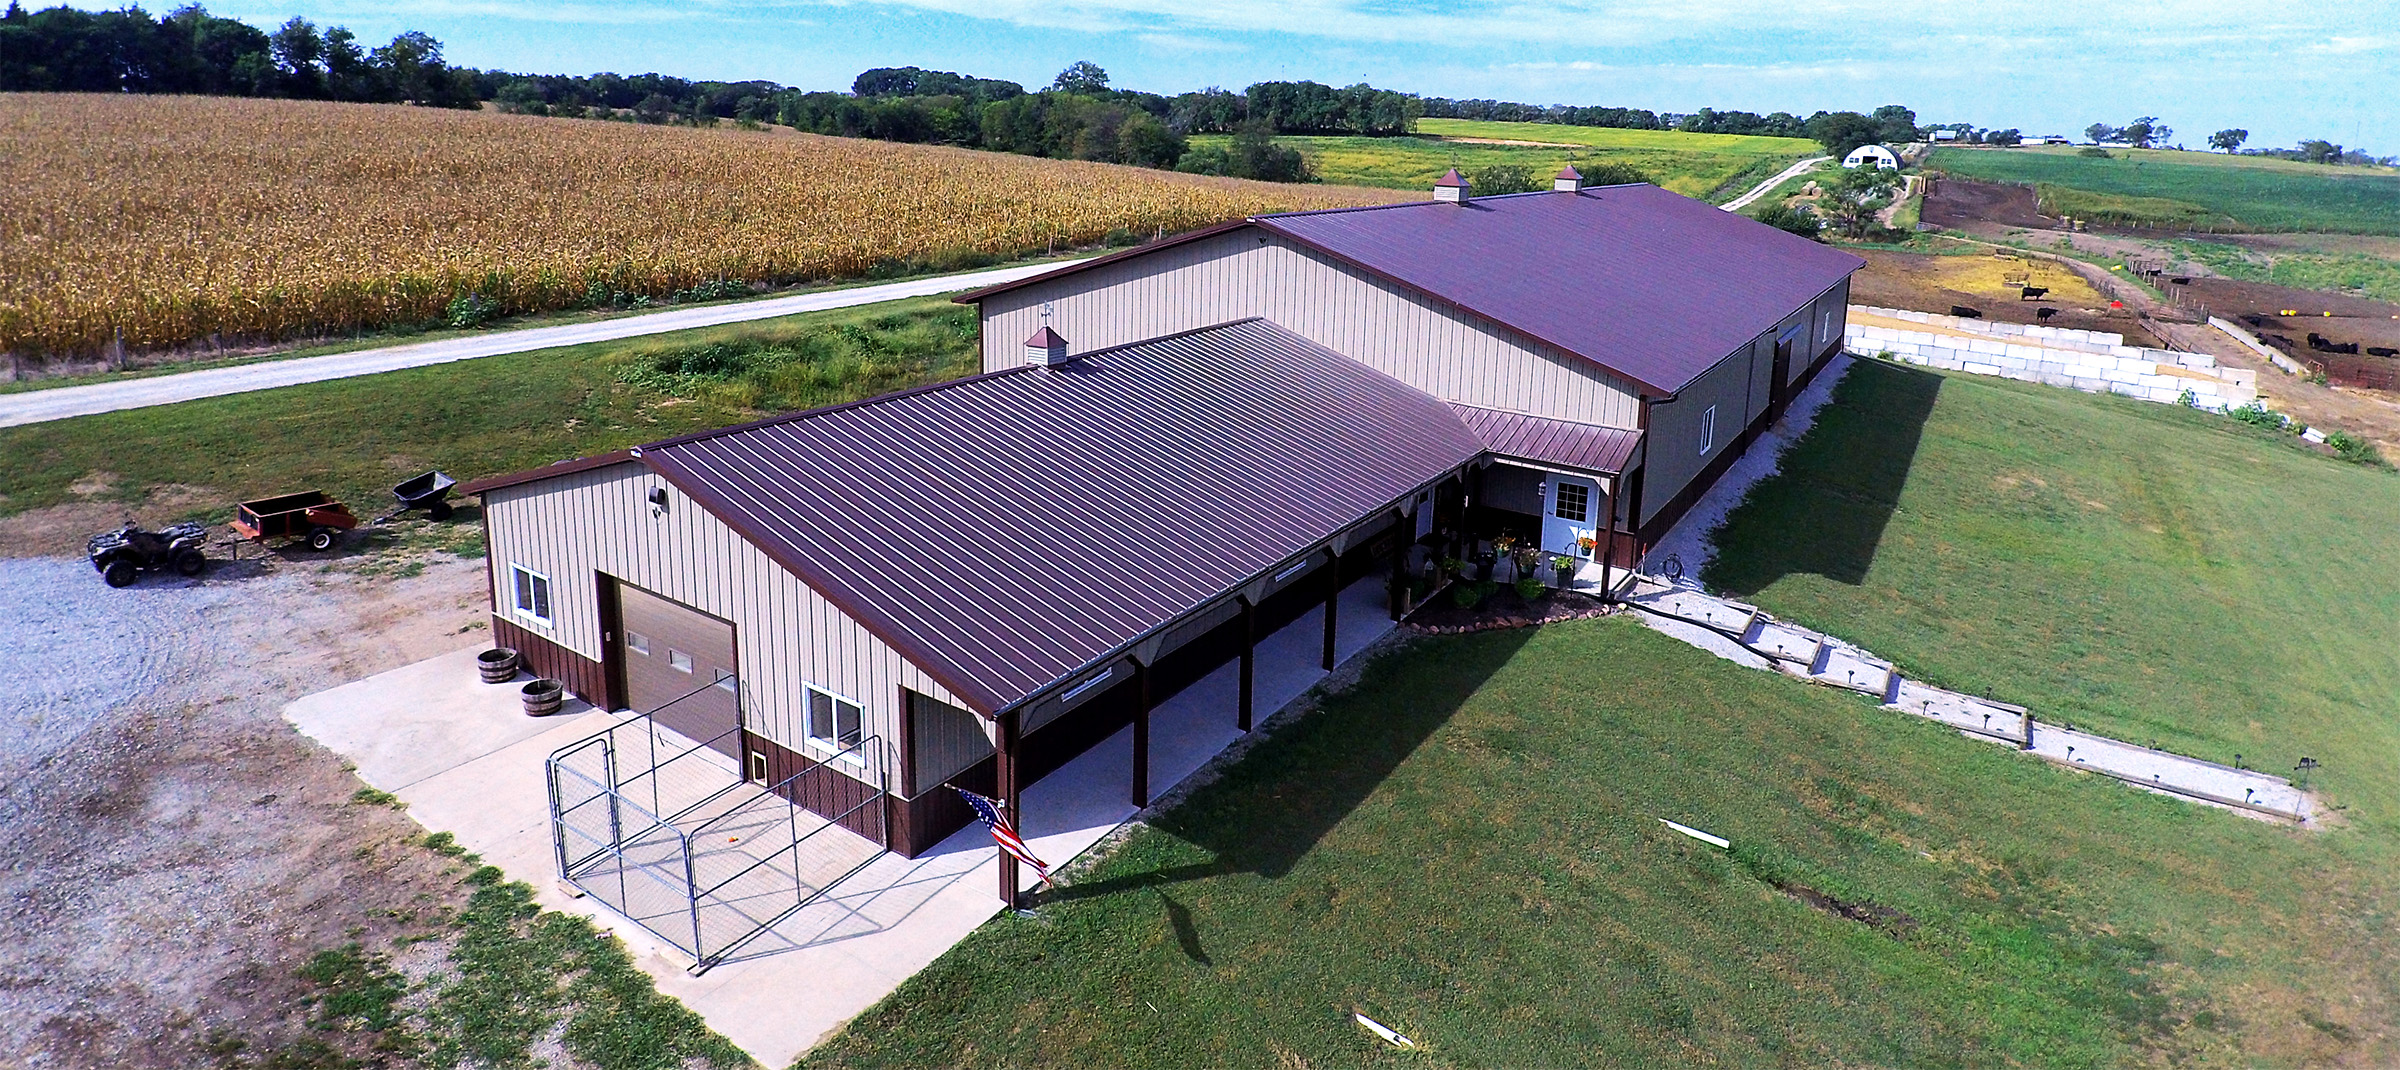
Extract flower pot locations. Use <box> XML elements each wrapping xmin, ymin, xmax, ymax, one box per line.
<box><xmin>478</xmin><ymin>647</ymin><xmax>520</xmax><ymax>684</ymax></box>
<box><xmin>521</xmin><ymin>678</ymin><xmax>564</xmax><ymax>717</ymax></box>
<box><xmin>1556</xmin><ymin>565</ymin><xmax>1578</xmax><ymax>588</ymax></box>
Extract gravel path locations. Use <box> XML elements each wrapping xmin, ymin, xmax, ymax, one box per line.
<box><xmin>0</xmin><ymin>558</ymin><xmax>210</xmax><ymax>789</ymax></box>
<box><xmin>1643</xmin><ymin>354</ymin><xmax>1857</xmax><ymax>581</ymax></box>
<box><xmin>0</xmin><ymin>548</ymin><xmax>492</xmax><ymax>1068</ymax></box>
<box><xmin>1721</xmin><ymin>156</ymin><xmax>1830</xmax><ymax>212</ymax></box>
<box><xmin>0</xmin><ymin>259</ymin><xmax>1085</xmax><ymax>429</ymax></box>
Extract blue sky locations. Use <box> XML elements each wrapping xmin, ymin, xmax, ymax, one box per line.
<box><xmin>201</xmin><ymin>0</ymin><xmax>2396</xmax><ymax>153</ymax></box>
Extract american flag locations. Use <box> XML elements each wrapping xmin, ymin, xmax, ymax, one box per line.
<box><xmin>955</xmin><ymin>788</ymin><xmax>1050</xmax><ymax>884</ymax></box>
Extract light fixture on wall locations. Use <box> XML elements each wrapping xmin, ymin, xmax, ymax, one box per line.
<box><xmin>648</xmin><ymin>486</ymin><xmax>669</xmax><ymax>516</ymax></box>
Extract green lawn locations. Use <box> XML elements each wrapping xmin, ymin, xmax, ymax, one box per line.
<box><xmin>1706</xmin><ymin>359</ymin><xmax>2400</xmax><ymax>821</ymax></box>
<box><xmin>798</xmin><ymin>355</ymin><xmax>2400</xmax><ymax>1068</ymax></box>
<box><xmin>2173</xmin><ymin>239</ymin><xmax>2400</xmax><ymax>304</ymax></box>
<box><xmin>1194</xmin><ymin>128</ymin><xmax>1809</xmax><ymax>202</ymax></box>
<box><xmin>1930</xmin><ymin>147</ymin><xmax>2400</xmax><ymax>234</ymax></box>
<box><xmin>0</xmin><ymin>296</ymin><xmax>978</xmax><ymax>525</ymax></box>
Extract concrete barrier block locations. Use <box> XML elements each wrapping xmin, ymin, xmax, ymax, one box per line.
<box><xmin>1964</xmin><ymin>361</ymin><xmax>2000</xmax><ymax>375</ymax></box>
<box><xmin>2072</xmin><ymin>377</ymin><xmax>2107</xmax><ymax>392</ymax></box>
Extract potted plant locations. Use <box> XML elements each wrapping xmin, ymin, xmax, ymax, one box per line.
<box><xmin>1553</xmin><ymin>555</ymin><xmax>1578</xmax><ymax>587</ymax></box>
<box><xmin>1513</xmin><ymin>545</ymin><xmax>1542</xmax><ymax>578</ymax></box>
<box><xmin>1439</xmin><ymin>557</ymin><xmax>1465</xmax><ymax>586</ymax></box>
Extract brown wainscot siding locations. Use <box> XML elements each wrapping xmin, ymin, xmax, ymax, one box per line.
<box><xmin>493</xmin><ymin>614</ymin><xmax>608</xmax><ymax>707</ymax></box>
<box><xmin>745</xmin><ymin>733</ymin><xmax>889</xmax><ymax>846</ymax></box>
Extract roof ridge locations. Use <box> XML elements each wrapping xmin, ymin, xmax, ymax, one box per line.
<box><xmin>638</xmin><ymin>363</ymin><xmax>1039</xmax><ymax>452</ymax></box>
<box><xmin>641</xmin><ymin>318</ymin><xmax>1283</xmax><ymax>454</ymax></box>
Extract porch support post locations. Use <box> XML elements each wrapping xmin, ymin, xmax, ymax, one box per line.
<box><xmin>996</xmin><ymin>707</ymin><xmax>1021</xmax><ymax>908</ymax></box>
<box><xmin>1238</xmin><ymin>597</ymin><xmax>1255</xmax><ymax>732</ymax></box>
<box><xmin>1599</xmin><ymin>484</ymin><xmax>1616</xmax><ymax>601</ymax></box>
<box><xmin>1321</xmin><ymin>560</ymin><xmax>1339</xmax><ymax>671</ymax></box>
<box><xmin>1132</xmin><ymin>661</ymin><xmax>1151</xmax><ymax>808</ymax></box>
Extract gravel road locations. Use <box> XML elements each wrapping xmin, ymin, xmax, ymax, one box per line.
<box><xmin>0</xmin><ymin>258</ymin><xmax>1086</xmax><ymax>429</ymax></box>
<box><xmin>0</xmin><ymin>547</ymin><xmax>490</xmax><ymax>1068</ymax></box>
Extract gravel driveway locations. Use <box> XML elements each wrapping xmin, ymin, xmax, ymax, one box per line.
<box><xmin>0</xmin><ymin>547</ymin><xmax>490</xmax><ymax>1068</ymax></box>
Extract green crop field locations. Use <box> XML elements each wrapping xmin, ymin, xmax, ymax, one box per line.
<box><xmin>1931</xmin><ymin>146</ymin><xmax>2400</xmax><ymax>234</ymax></box>
<box><xmin>801</xmin><ymin>359</ymin><xmax>2399</xmax><ymax>1068</ymax></box>
<box><xmin>1414</xmin><ymin>118</ymin><xmax>1822</xmax><ymax>157</ymax></box>
<box><xmin>1195</xmin><ymin>120</ymin><xmax>1815</xmax><ymax>202</ymax></box>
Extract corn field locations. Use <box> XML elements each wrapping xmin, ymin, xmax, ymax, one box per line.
<box><xmin>0</xmin><ymin>94</ymin><xmax>1405</xmax><ymax>360</ymax></box>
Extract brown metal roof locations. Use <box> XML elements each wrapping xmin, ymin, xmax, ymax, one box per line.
<box><xmin>635</xmin><ymin>319</ymin><xmax>1486</xmax><ymax>715</ymax></box>
<box><xmin>459</xmin><ymin>450</ymin><xmax>635</xmax><ymax>496</ymax></box>
<box><xmin>1449</xmin><ymin>403</ymin><xmax>1641</xmax><ymax>474</ymax></box>
<box><xmin>956</xmin><ymin>184</ymin><xmax>1863</xmax><ymax>397</ymax></box>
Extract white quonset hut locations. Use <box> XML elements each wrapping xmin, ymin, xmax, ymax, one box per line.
<box><xmin>464</xmin><ymin>175</ymin><xmax>1863</xmax><ymax>914</ymax></box>
<box><xmin>1843</xmin><ymin>144</ymin><xmax>1901</xmax><ymax>170</ymax></box>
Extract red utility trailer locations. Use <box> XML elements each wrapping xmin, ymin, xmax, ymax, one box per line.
<box><xmin>232</xmin><ymin>490</ymin><xmax>359</xmax><ymax>552</ymax></box>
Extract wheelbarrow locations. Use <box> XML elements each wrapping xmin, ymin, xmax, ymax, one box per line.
<box><xmin>376</xmin><ymin>470</ymin><xmax>456</xmax><ymax>523</ymax></box>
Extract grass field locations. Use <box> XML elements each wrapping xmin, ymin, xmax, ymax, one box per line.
<box><xmin>1930</xmin><ymin>146</ymin><xmax>2400</xmax><ymax>234</ymax></box>
<box><xmin>799</xmin><ymin>358</ymin><xmax>2398</xmax><ymax>1068</ymax></box>
<box><xmin>0</xmin><ymin>296</ymin><xmax>978</xmax><ymax>534</ymax></box>
<box><xmin>2174</xmin><ymin>239</ymin><xmax>2400</xmax><ymax>304</ymax></box>
<box><xmin>1707</xmin><ymin>359</ymin><xmax>2400</xmax><ymax>815</ymax></box>
<box><xmin>1414</xmin><ymin>118</ymin><xmax>1822</xmax><ymax>157</ymax></box>
<box><xmin>1195</xmin><ymin>120</ymin><xmax>1813</xmax><ymax>201</ymax></box>
<box><xmin>0</xmin><ymin>94</ymin><xmax>1401</xmax><ymax>360</ymax></box>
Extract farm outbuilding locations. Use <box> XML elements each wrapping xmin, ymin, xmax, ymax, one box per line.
<box><xmin>1844</xmin><ymin>144</ymin><xmax>1902</xmax><ymax>170</ymax></box>
<box><xmin>465</xmin><ymin>176</ymin><xmax>1861</xmax><ymax>914</ymax></box>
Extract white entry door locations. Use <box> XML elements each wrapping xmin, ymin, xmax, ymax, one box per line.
<box><xmin>1542</xmin><ymin>476</ymin><xmax>1601</xmax><ymax>559</ymax></box>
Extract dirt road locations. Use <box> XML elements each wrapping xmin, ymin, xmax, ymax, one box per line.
<box><xmin>0</xmin><ymin>259</ymin><xmax>1084</xmax><ymax>430</ymax></box>
<box><xmin>0</xmin><ymin>544</ymin><xmax>488</xmax><ymax>1067</ymax></box>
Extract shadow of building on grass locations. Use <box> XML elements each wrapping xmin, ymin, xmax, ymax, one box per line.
<box><xmin>1705</xmin><ymin>359</ymin><xmax>1942</xmax><ymax>593</ymax></box>
<box><xmin>1032</xmin><ymin>626</ymin><xmax>1534</xmax><ymax>905</ymax></box>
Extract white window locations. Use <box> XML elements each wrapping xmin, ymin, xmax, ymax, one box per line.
<box><xmin>666</xmin><ymin>649</ymin><xmax>693</xmax><ymax>673</ymax></box>
<box><xmin>510</xmin><ymin>565</ymin><xmax>552</xmax><ymax>627</ymax></box>
<box><xmin>713</xmin><ymin>668</ymin><xmax>738</xmax><ymax>694</ymax></box>
<box><xmin>1553</xmin><ymin>481</ymin><xmax>1589</xmax><ymax>522</ymax></box>
<box><xmin>806</xmin><ymin>684</ymin><xmax>864</xmax><ymax>759</ymax></box>
<box><xmin>625</xmin><ymin>631</ymin><xmax>651</xmax><ymax>655</ymax></box>
<box><xmin>1699</xmin><ymin>405</ymin><xmax>1718</xmax><ymax>456</ymax></box>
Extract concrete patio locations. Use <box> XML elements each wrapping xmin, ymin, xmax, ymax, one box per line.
<box><xmin>284</xmin><ymin>572</ymin><xmax>1398</xmax><ymax>1067</ymax></box>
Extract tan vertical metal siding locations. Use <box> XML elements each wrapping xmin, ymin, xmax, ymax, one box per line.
<box><xmin>980</xmin><ymin>229</ymin><xmax>1646</xmax><ymax>429</ymax></box>
<box><xmin>1640</xmin><ymin>342</ymin><xmax>1761</xmax><ymax>525</ymax></box>
<box><xmin>482</xmin><ymin>462</ymin><xmax>985</xmax><ymax>782</ymax></box>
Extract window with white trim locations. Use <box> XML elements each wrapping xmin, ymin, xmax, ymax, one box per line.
<box><xmin>510</xmin><ymin>565</ymin><xmax>552</xmax><ymax>627</ymax></box>
<box><xmin>806</xmin><ymin>684</ymin><xmax>864</xmax><ymax>759</ymax></box>
<box><xmin>1699</xmin><ymin>404</ymin><xmax>1718</xmax><ymax>456</ymax></box>
<box><xmin>1553</xmin><ymin>481</ymin><xmax>1589</xmax><ymax>522</ymax></box>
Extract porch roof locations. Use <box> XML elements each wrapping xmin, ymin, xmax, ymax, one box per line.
<box><xmin>1449</xmin><ymin>402</ymin><xmax>1641</xmax><ymax>475</ymax></box>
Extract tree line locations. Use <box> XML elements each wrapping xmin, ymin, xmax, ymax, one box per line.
<box><xmin>1</xmin><ymin>2</ymin><xmax>477</xmax><ymax>105</ymax></box>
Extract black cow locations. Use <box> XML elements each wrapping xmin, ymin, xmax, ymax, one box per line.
<box><xmin>2020</xmin><ymin>286</ymin><xmax>2049</xmax><ymax>300</ymax></box>
<box><xmin>2035</xmin><ymin>307</ymin><xmax>2059</xmax><ymax>321</ymax></box>
<box><xmin>1950</xmin><ymin>305</ymin><xmax>1983</xmax><ymax>319</ymax></box>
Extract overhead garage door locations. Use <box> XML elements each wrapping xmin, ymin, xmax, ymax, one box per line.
<box><xmin>617</xmin><ymin>584</ymin><xmax>741</xmax><ymax>757</ymax></box>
